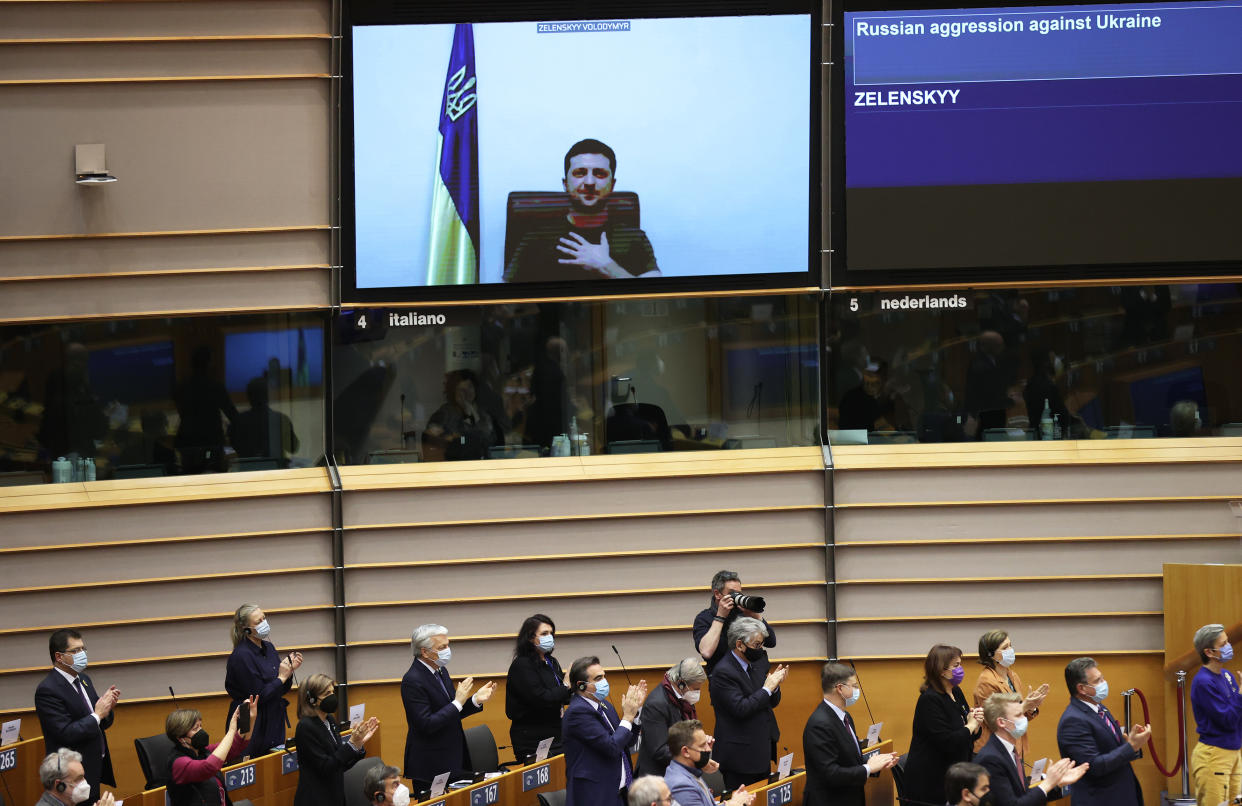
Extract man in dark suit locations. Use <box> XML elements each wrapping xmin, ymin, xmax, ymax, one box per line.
<box><xmin>562</xmin><ymin>655</ymin><xmax>646</xmax><ymax>806</ymax></box>
<box><xmin>708</xmin><ymin>617</ymin><xmax>788</xmax><ymax>790</ymax></box>
<box><xmin>400</xmin><ymin>624</ymin><xmax>496</xmax><ymax>786</ymax></box>
<box><xmin>34</xmin><ymin>630</ymin><xmax>119</xmax><ymax>806</ymax></box>
<box><xmin>802</xmin><ymin>663</ymin><xmax>897</xmax><ymax>806</ymax></box>
<box><xmin>1055</xmin><ymin>658</ymin><xmax>1150</xmax><ymax>806</ymax></box>
<box><xmin>976</xmin><ymin>692</ymin><xmax>1086</xmax><ymax>806</ymax></box>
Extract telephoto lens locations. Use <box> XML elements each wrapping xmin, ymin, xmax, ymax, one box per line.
<box><xmin>731</xmin><ymin>593</ymin><xmax>766</xmax><ymax>613</ymax></box>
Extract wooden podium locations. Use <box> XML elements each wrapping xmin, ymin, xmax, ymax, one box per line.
<box><xmin>862</xmin><ymin>739</ymin><xmax>896</xmax><ymax>806</ymax></box>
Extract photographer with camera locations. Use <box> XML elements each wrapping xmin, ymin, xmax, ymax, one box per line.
<box><xmin>693</xmin><ymin>571</ymin><xmax>775</xmax><ymax>675</ymax></box>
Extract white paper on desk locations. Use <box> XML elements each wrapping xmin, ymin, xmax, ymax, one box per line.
<box><xmin>1</xmin><ymin>719</ymin><xmax>19</xmax><ymax>746</ymax></box>
<box><xmin>1030</xmin><ymin>758</ymin><xmax>1049</xmax><ymax>782</ymax></box>
<box><xmin>349</xmin><ymin>704</ymin><xmax>365</xmax><ymax>729</ymax></box>
<box><xmin>430</xmin><ymin>772</ymin><xmax>451</xmax><ymax>797</ymax></box>
<box><xmin>864</xmin><ymin>722</ymin><xmax>882</xmax><ymax>748</ymax></box>
<box><xmin>777</xmin><ymin>752</ymin><xmax>794</xmax><ymax>780</ymax></box>
<box><xmin>535</xmin><ymin>736</ymin><xmax>554</xmax><ymax>762</ymax></box>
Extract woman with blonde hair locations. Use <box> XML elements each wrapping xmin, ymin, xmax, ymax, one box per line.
<box><xmin>293</xmin><ymin>673</ymin><xmax>380</xmax><ymax>806</ymax></box>
<box><xmin>223</xmin><ymin>603</ymin><xmax>303</xmax><ymax>755</ymax></box>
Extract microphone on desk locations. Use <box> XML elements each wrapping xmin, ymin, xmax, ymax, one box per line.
<box><xmin>611</xmin><ymin>645</ymin><xmax>633</xmax><ymax>686</ymax></box>
<box><xmin>846</xmin><ymin>660</ymin><xmax>878</xmax><ymax>727</ymax></box>
<box><xmin>170</xmin><ymin>686</ymin><xmax>179</xmax><ymax>709</ymax></box>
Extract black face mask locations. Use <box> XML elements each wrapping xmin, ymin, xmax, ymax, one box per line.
<box><xmin>743</xmin><ymin>646</ymin><xmax>764</xmax><ymax>662</ymax></box>
<box><xmin>190</xmin><ymin>731</ymin><xmax>210</xmax><ymax>751</ymax></box>
<box><xmin>319</xmin><ymin>693</ymin><xmax>339</xmax><ymax>714</ymax></box>
<box><xmin>693</xmin><ymin>748</ymin><xmax>712</xmax><ymax>770</ymax></box>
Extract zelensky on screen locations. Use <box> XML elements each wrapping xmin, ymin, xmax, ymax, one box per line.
<box><xmin>348</xmin><ymin>11</ymin><xmax>812</xmax><ymax>297</ymax></box>
<box><xmin>841</xmin><ymin>0</ymin><xmax>1242</xmax><ymax>275</ymax></box>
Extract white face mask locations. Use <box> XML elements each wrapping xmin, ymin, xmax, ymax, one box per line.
<box><xmin>998</xmin><ymin>647</ymin><xmax>1016</xmax><ymax>668</ymax></box>
<box><xmin>435</xmin><ymin>647</ymin><xmax>452</xmax><ymax>667</ymax></box>
<box><xmin>254</xmin><ymin>619</ymin><xmax>271</xmax><ymax>638</ymax></box>
<box><xmin>390</xmin><ymin>784</ymin><xmax>410</xmax><ymax>806</ymax></box>
<box><xmin>69</xmin><ymin>780</ymin><xmax>91</xmax><ymax>804</ymax></box>
<box><xmin>681</xmin><ymin>689</ymin><xmax>701</xmax><ymax>705</ymax></box>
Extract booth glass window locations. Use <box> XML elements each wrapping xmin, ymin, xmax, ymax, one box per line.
<box><xmin>333</xmin><ymin>293</ymin><xmax>820</xmax><ymax>464</ymax></box>
<box><xmin>0</xmin><ymin>313</ymin><xmax>327</xmax><ymax>486</ymax></box>
<box><xmin>824</xmin><ymin>283</ymin><xmax>1242</xmax><ymax>444</ymax></box>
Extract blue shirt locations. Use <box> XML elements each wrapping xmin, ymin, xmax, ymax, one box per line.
<box><xmin>1191</xmin><ymin>665</ymin><xmax>1242</xmax><ymax>750</ymax></box>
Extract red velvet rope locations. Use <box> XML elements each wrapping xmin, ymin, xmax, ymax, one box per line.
<box><xmin>1130</xmin><ymin>687</ymin><xmax>1185</xmax><ymax>777</ymax></box>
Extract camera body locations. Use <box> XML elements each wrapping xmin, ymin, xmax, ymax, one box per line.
<box><xmin>730</xmin><ymin>592</ymin><xmax>766</xmax><ymax>613</ymax></box>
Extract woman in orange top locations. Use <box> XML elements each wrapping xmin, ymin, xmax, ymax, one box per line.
<box><xmin>972</xmin><ymin>629</ymin><xmax>1050</xmax><ymax>755</ymax></box>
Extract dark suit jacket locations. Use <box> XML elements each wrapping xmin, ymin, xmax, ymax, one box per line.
<box><xmin>708</xmin><ymin>652</ymin><xmax>781</xmax><ymax>778</ymax></box>
<box><xmin>562</xmin><ymin>694</ymin><xmax>638</xmax><ymax>806</ymax></box>
<box><xmin>974</xmin><ymin>734</ymin><xmax>1059</xmax><ymax>806</ymax></box>
<box><xmin>35</xmin><ymin>670</ymin><xmax>115</xmax><ymax>803</ymax></box>
<box><xmin>903</xmin><ymin>686</ymin><xmax>979</xmax><ymax>806</ymax></box>
<box><xmin>400</xmin><ymin>660</ymin><xmax>483</xmax><ymax>784</ymax></box>
<box><xmin>802</xmin><ymin>701</ymin><xmax>867</xmax><ymax>806</ymax></box>
<box><xmin>1056</xmin><ymin>699</ymin><xmax>1142</xmax><ymax>806</ymax></box>
<box><xmin>634</xmin><ymin>685</ymin><xmax>694</xmax><ymax>777</ymax></box>
<box><xmin>293</xmin><ymin>716</ymin><xmax>365</xmax><ymax>806</ymax></box>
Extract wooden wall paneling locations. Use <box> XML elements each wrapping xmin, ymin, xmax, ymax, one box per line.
<box><xmin>0</xmin><ymin>39</ymin><xmax>330</xmax><ymax>82</ymax></box>
<box><xmin>0</xmin><ymin>228</ymin><xmax>330</xmax><ymax>279</ymax></box>
<box><xmin>342</xmin><ymin>470</ymin><xmax>825</xmax><ymax>526</ymax></box>
<box><xmin>834</xmin><ymin>500</ymin><xmax>1241</xmax><ymax>542</ymax></box>
<box><xmin>833</xmin><ymin>462</ymin><xmax>1242</xmax><ymax>505</ymax></box>
<box><xmin>834</xmin><ymin>537</ymin><xmax>1238</xmax><ymax>579</ymax></box>
<box><xmin>0</xmin><ymin>1</ymin><xmax>331</xmax><ymax>40</ymax></box>
<box><xmin>0</xmin><ymin>81</ymin><xmax>330</xmax><ymax>238</ymax></box>
<box><xmin>836</xmin><ymin>578</ymin><xmax>1163</xmax><ymax>618</ymax></box>
<box><xmin>342</xmin><ymin>508</ymin><xmax>826</xmax><ymax>564</ymax></box>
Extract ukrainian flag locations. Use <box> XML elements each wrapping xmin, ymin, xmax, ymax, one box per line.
<box><xmin>426</xmin><ymin>24</ymin><xmax>480</xmax><ymax>286</ymax></box>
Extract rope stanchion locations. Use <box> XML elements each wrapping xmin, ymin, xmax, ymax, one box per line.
<box><xmin>1130</xmin><ymin>686</ymin><xmax>1185</xmax><ymax>777</ymax></box>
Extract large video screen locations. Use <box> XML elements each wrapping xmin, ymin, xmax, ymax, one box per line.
<box><xmin>840</xmin><ymin>0</ymin><xmax>1242</xmax><ymax>279</ymax></box>
<box><xmin>345</xmin><ymin>3</ymin><xmax>815</xmax><ymax>301</ymax></box>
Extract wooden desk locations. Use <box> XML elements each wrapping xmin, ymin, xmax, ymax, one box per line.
<box><xmin>129</xmin><ymin>733</ymin><xmax>380</xmax><ymax>806</ymax></box>
<box><xmin>0</xmin><ymin>735</ymin><xmax>46</xmax><ymax>806</ymax></box>
<box><xmin>861</xmin><ymin>739</ymin><xmax>896</xmax><ymax>806</ymax></box>
<box><xmin>417</xmin><ymin>756</ymin><xmax>565</xmax><ymax>806</ymax></box>
<box><xmin>747</xmin><ymin>771</ymin><xmax>806</xmax><ymax>806</ymax></box>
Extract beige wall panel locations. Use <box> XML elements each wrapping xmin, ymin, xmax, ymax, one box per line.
<box><xmin>836</xmin><ymin>578</ymin><xmax>1161</xmax><ymax>619</ymax></box>
<box><xmin>343</xmin><ymin>509</ymin><xmax>825</xmax><ymax>564</ymax></box>
<box><xmin>0</xmin><ymin>647</ymin><xmax>336</xmax><ymax>711</ymax></box>
<box><xmin>835</xmin><ymin>537</ymin><xmax>1236</xmax><ymax>580</ymax></box>
<box><xmin>344</xmin><ymin>548</ymin><xmax>824</xmax><ymax>603</ymax></box>
<box><xmin>344</xmin><ymin>585</ymin><xmax>828</xmax><ymax>644</ymax></box>
<box><xmin>0</xmin><ymin>571</ymin><xmax>333</xmax><ymax>627</ymax></box>
<box><xmin>836</xmin><ymin>615</ymin><xmax>1162</xmax><ymax>658</ymax></box>
<box><xmin>2</xmin><ymin>1</ymin><xmax>330</xmax><ymax>39</ymax></box>
<box><xmin>0</xmin><ymin>80</ymin><xmax>329</xmax><ymax>237</ymax></box>
<box><xmin>834</xmin><ymin>500</ymin><xmax>1239</xmax><ymax>542</ymax></box>
<box><xmin>343</xmin><ymin>471</ymin><xmax>824</xmax><ymax>527</ymax></box>
<box><xmin>834</xmin><ymin>463</ymin><xmax>1242</xmax><ymax>505</ymax></box>
<box><xmin>0</xmin><ymin>230</ymin><xmax>330</xmax><ymax>279</ymax></box>
<box><xmin>347</xmin><ymin>624</ymin><xmax>829</xmax><ymax>682</ymax></box>
<box><xmin>0</xmin><ymin>40</ymin><xmax>330</xmax><ymax>81</ymax></box>
<box><xmin>3</xmin><ymin>532</ymin><xmax>331</xmax><ymax>590</ymax></box>
<box><xmin>0</xmin><ymin>268</ymin><xmax>331</xmax><ymax>320</ymax></box>
<box><xmin>0</xmin><ymin>609</ymin><xmax>334</xmax><ymax>675</ymax></box>
<box><xmin>1</xmin><ymin>494</ymin><xmax>331</xmax><ymax>548</ymax></box>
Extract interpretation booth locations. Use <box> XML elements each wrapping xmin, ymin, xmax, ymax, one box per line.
<box><xmin>2</xmin><ymin>0</ymin><xmax>1242</xmax><ymax>805</ymax></box>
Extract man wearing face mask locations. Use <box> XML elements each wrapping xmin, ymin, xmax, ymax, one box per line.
<box><xmin>1055</xmin><ymin>658</ymin><xmax>1150</xmax><ymax>806</ymax></box>
<box><xmin>975</xmin><ymin>693</ymin><xmax>1087</xmax><ymax>806</ymax></box>
<box><xmin>635</xmin><ymin>658</ymin><xmax>707</xmax><ymax>777</ymax></box>
<box><xmin>362</xmin><ymin>764</ymin><xmax>409</xmax><ymax>806</ymax></box>
<box><xmin>802</xmin><ymin>663</ymin><xmax>898</xmax><ymax>806</ymax></box>
<box><xmin>945</xmin><ymin>762</ymin><xmax>993</xmax><ymax>806</ymax></box>
<box><xmin>35</xmin><ymin>629</ymin><xmax>119</xmax><ymax>806</ymax></box>
<box><xmin>401</xmin><ymin>624</ymin><xmax>496</xmax><ymax>787</ymax></box>
<box><xmin>36</xmin><ymin>749</ymin><xmax>115</xmax><ymax>806</ymax></box>
<box><xmin>664</xmin><ymin>719</ymin><xmax>755</xmax><ymax>806</ymax></box>
<box><xmin>563</xmin><ymin>655</ymin><xmax>647</xmax><ymax>806</ymax></box>
<box><xmin>708</xmin><ymin>617</ymin><xmax>789</xmax><ymax>791</ymax></box>
<box><xmin>1189</xmin><ymin>623</ymin><xmax>1242</xmax><ymax>806</ymax></box>
<box><xmin>164</xmin><ymin>695</ymin><xmax>257</xmax><ymax>806</ymax></box>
